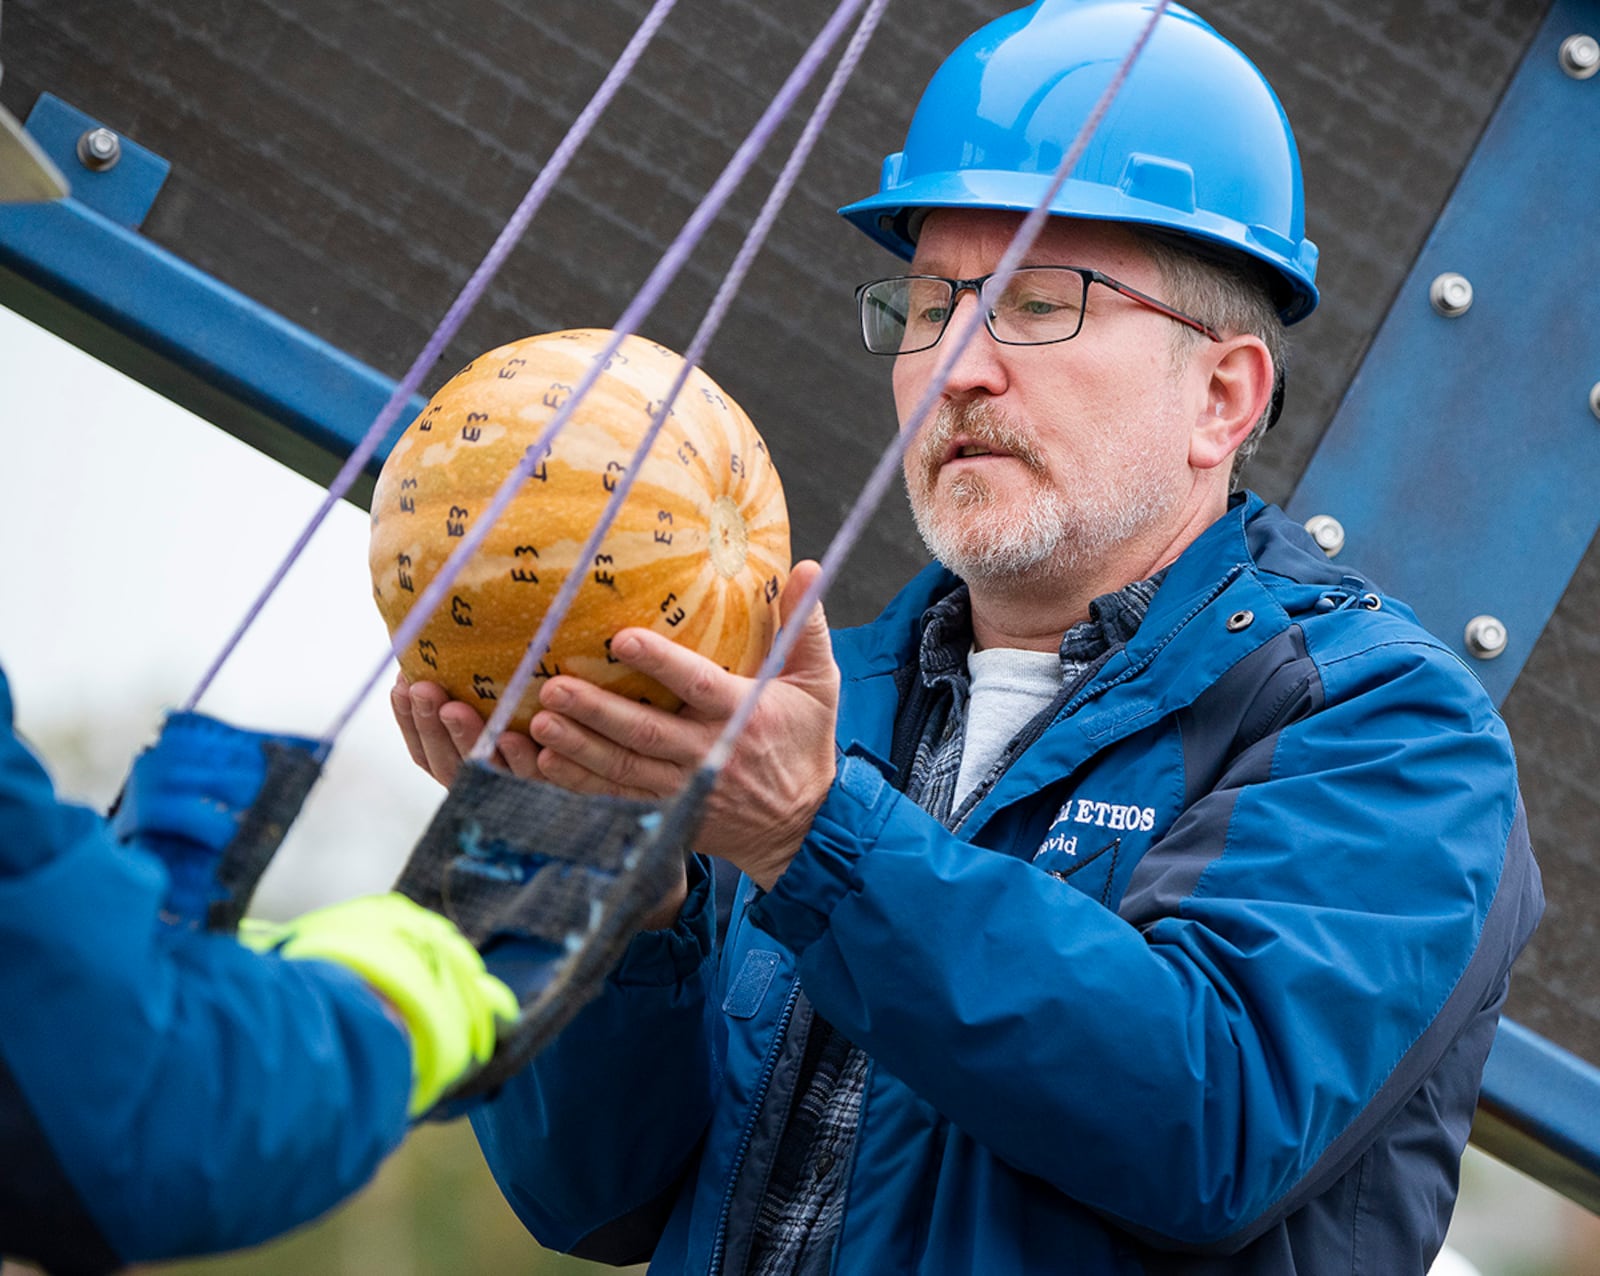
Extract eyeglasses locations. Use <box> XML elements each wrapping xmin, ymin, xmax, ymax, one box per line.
<box><xmin>854</xmin><ymin>266</ymin><xmax>1222</xmax><ymax>356</ymax></box>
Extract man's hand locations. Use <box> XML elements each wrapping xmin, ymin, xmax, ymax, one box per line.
<box><xmin>389</xmin><ymin>671</ymin><xmax>690</xmax><ymax>930</ymax></box>
<box><xmin>528</xmin><ymin>560</ymin><xmax>839</xmax><ymax>891</ymax></box>
<box><xmin>243</xmin><ymin>893</ymin><xmax>519</xmax><ymax>1117</ymax></box>
<box><xmin>391</xmin><ymin>678</ymin><xmax>539</xmax><ymax>788</ymax></box>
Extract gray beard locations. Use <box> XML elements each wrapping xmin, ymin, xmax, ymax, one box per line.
<box><xmin>905</xmin><ymin>400</ymin><xmax>1174</xmax><ymax>586</ymax></box>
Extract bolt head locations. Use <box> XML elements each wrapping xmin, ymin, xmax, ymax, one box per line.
<box><xmin>1464</xmin><ymin>615</ymin><xmax>1509</xmax><ymax>660</ymax></box>
<box><xmin>1303</xmin><ymin>514</ymin><xmax>1346</xmax><ymax>557</ymax></box>
<box><xmin>1560</xmin><ymin>33</ymin><xmax>1600</xmax><ymax>78</ymax></box>
<box><xmin>1429</xmin><ymin>272</ymin><xmax>1474</xmax><ymax>317</ymax></box>
<box><xmin>76</xmin><ymin>127</ymin><xmax>122</xmax><ymax>171</ymax></box>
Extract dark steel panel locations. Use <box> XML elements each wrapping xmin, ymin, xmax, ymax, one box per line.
<box><xmin>0</xmin><ymin>0</ymin><xmax>1552</xmax><ymax>624</ymax></box>
<box><xmin>1502</xmin><ymin>535</ymin><xmax>1600</xmax><ymax>1064</ymax></box>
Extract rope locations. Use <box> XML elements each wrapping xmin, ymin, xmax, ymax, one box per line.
<box><xmin>323</xmin><ymin>0</ymin><xmax>875</xmax><ymax>747</ymax></box>
<box><xmin>469</xmin><ymin>0</ymin><xmax>893</xmax><ymax>759</ymax></box>
<box><xmin>181</xmin><ymin>0</ymin><xmax>682</xmax><ymax>715</ymax></box>
<box><xmin>702</xmin><ymin>0</ymin><xmax>1176</xmax><ymax>775</ymax></box>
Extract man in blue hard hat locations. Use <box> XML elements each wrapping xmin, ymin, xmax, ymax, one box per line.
<box><xmin>396</xmin><ymin>3</ymin><xmax>1543</xmax><ymax>1271</ymax></box>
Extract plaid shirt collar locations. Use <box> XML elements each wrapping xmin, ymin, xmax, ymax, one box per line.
<box><xmin>904</xmin><ymin>571</ymin><xmax>1165</xmax><ymax>826</ymax></box>
<box><xmin>916</xmin><ymin>572</ymin><xmax>1165</xmax><ymax>694</ymax></box>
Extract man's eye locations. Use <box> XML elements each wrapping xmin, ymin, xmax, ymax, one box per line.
<box><xmin>1007</xmin><ymin>291</ymin><xmax>1078</xmax><ymax>316</ymax></box>
<box><xmin>917</xmin><ymin>305</ymin><xmax>950</xmax><ymax>325</ymax></box>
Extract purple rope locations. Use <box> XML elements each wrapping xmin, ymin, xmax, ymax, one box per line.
<box><xmin>470</xmin><ymin>0</ymin><xmax>892</xmax><ymax>758</ymax></box>
<box><xmin>181</xmin><ymin>0</ymin><xmax>681</xmax><ymax>714</ymax></box>
<box><xmin>326</xmin><ymin>0</ymin><xmax>873</xmax><ymax>746</ymax></box>
<box><xmin>704</xmin><ymin>0</ymin><xmax>1176</xmax><ymax>774</ymax></box>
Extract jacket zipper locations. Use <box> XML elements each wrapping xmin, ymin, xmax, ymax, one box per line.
<box><xmin>707</xmin><ymin>982</ymin><xmax>802</xmax><ymax>1276</ymax></box>
<box><xmin>951</xmin><ymin>566</ymin><xmax>1247</xmax><ymax>834</ymax></box>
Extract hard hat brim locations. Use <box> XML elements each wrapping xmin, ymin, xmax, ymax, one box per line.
<box><xmin>839</xmin><ymin>169</ymin><xmax>1319</xmax><ymax>326</ymax></box>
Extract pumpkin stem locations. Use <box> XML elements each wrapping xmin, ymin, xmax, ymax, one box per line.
<box><xmin>708</xmin><ymin>496</ymin><xmax>749</xmax><ymax>579</ymax></box>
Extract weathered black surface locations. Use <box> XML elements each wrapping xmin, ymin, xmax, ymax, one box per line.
<box><xmin>4</xmin><ymin>0</ymin><xmax>1590</xmax><ymax>1062</ymax></box>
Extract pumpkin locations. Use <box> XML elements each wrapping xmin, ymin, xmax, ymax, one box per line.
<box><xmin>368</xmin><ymin>329</ymin><xmax>791</xmax><ymax>732</ymax></box>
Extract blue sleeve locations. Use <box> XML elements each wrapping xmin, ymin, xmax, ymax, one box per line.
<box><xmin>750</xmin><ymin>638</ymin><xmax>1541</xmax><ymax>1249</ymax></box>
<box><xmin>471</xmin><ymin>855</ymin><xmax>718</xmax><ymax>1264</ymax></box>
<box><xmin>0</xmin><ymin>668</ymin><xmax>413</xmax><ymax>1268</ymax></box>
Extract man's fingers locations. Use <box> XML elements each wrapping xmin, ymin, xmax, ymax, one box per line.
<box><xmin>396</xmin><ymin>681</ymin><xmax>466</xmax><ymax>786</ymax></box>
<box><xmin>496</xmin><ymin>731</ymin><xmax>541</xmax><ymax>781</ymax></box>
<box><xmin>529</xmin><ymin>707</ymin><xmax>687</xmax><ymax>795</ymax></box>
<box><xmin>533</xmin><ymin>743</ymin><xmax>660</xmax><ymax>802</ymax></box>
<box><xmin>539</xmin><ymin>674</ymin><xmax>712</xmax><ymax>764</ymax></box>
<box><xmin>602</xmin><ymin>630</ymin><xmax>745</xmax><ymax>718</ymax></box>
<box><xmin>391</xmin><ymin>673</ymin><xmax>429</xmax><ymax>770</ymax></box>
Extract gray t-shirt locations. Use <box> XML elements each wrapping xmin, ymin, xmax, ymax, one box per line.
<box><xmin>953</xmin><ymin>646</ymin><xmax>1065</xmax><ymax>807</ymax></box>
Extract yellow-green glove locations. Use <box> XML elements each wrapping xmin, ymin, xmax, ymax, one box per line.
<box><xmin>244</xmin><ymin>893</ymin><xmax>519</xmax><ymax>1116</ymax></box>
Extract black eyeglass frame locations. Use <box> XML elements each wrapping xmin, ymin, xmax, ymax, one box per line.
<box><xmin>853</xmin><ymin>266</ymin><xmax>1224</xmax><ymax>356</ymax></box>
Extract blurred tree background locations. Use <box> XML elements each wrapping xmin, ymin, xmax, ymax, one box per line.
<box><xmin>137</xmin><ymin>1123</ymin><xmax>640</xmax><ymax>1276</ymax></box>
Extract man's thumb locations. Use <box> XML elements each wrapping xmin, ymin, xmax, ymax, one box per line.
<box><xmin>777</xmin><ymin>561</ymin><xmax>833</xmax><ymax>679</ymax></box>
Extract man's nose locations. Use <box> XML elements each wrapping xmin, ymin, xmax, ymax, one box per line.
<box><xmin>936</xmin><ymin>290</ymin><xmax>1008</xmax><ymax>399</ymax></box>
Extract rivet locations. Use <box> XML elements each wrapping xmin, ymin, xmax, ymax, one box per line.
<box><xmin>76</xmin><ymin>127</ymin><xmax>122</xmax><ymax>172</ymax></box>
<box><xmin>1303</xmin><ymin>514</ymin><xmax>1345</xmax><ymax>557</ymax></box>
<box><xmin>1589</xmin><ymin>380</ymin><xmax>1600</xmax><ymax>421</ymax></box>
<box><xmin>1559</xmin><ymin>33</ymin><xmax>1600</xmax><ymax>79</ymax></box>
<box><xmin>1464</xmin><ymin>615</ymin><xmax>1509</xmax><ymax>660</ymax></box>
<box><xmin>1226</xmin><ymin>609</ymin><xmax>1255</xmax><ymax>633</ymax></box>
<box><xmin>1429</xmin><ymin>273</ymin><xmax>1473</xmax><ymax>318</ymax></box>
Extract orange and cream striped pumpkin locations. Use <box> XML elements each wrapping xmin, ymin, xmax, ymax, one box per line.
<box><xmin>368</xmin><ymin>329</ymin><xmax>791</xmax><ymax>731</ymax></box>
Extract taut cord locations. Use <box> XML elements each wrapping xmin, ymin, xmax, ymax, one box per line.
<box><xmin>182</xmin><ymin>0</ymin><xmax>683</xmax><ymax>715</ymax></box>
<box><xmin>470</xmin><ymin>0</ymin><xmax>893</xmax><ymax>758</ymax></box>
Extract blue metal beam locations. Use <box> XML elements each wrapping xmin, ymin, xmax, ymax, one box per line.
<box><xmin>1287</xmin><ymin>0</ymin><xmax>1600</xmax><ymax>1214</ymax></box>
<box><xmin>1287</xmin><ymin>0</ymin><xmax>1600</xmax><ymax>706</ymax></box>
<box><xmin>0</xmin><ymin>96</ymin><xmax>425</xmax><ymax>502</ymax></box>
<box><xmin>1476</xmin><ymin>1019</ymin><xmax>1600</xmax><ymax>1213</ymax></box>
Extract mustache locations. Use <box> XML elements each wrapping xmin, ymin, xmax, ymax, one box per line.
<box><xmin>913</xmin><ymin>400</ymin><xmax>1046</xmax><ymax>482</ymax></box>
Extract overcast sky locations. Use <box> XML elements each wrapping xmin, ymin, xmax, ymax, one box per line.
<box><xmin>0</xmin><ymin>303</ymin><xmax>443</xmax><ymax>915</ymax></box>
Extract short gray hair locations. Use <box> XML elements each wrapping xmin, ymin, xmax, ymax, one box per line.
<box><xmin>1130</xmin><ymin>229</ymin><xmax>1287</xmax><ymax>487</ymax></box>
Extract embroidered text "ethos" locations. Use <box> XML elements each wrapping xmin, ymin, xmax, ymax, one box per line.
<box><xmin>1068</xmin><ymin>800</ymin><xmax>1156</xmax><ymax>832</ymax></box>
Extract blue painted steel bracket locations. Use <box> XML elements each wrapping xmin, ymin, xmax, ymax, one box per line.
<box><xmin>0</xmin><ymin>97</ymin><xmax>426</xmax><ymax>497</ymax></box>
<box><xmin>23</xmin><ymin>94</ymin><xmax>170</xmax><ymax>228</ymax></box>
<box><xmin>1288</xmin><ymin>0</ymin><xmax>1600</xmax><ymax>1215</ymax></box>
<box><xmin>1287</xmin><ymin>0</ymin><xmax>1600</xmax><ymax>707</ymax></box>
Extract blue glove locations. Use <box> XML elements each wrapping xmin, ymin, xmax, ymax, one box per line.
<box><xmin>111</xmin><ymin>711</ymin><xmax>322</xmax><ymax>930</ymax></box>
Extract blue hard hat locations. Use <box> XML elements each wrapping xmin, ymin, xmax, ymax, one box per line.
<box><xmin>838</xmin><ymin>0</ymin><xmax>1319</xmax><ymax>324</ymax></box>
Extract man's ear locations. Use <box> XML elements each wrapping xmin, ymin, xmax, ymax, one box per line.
<box><xmin>1189</xmin><ymin>336</ymin><xmax>1274</xmax><ymax>473</ymax></box>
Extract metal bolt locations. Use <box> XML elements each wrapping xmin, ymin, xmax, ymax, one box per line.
<box><xmin>1304</xmin><ymin>514</ymin><xmax>1346</xmax><ymax>557</ymax></box>
<box><xmin>1429</xmin><ymin>273</ymin><xmax>1474</xmax><ymax>318</ymax></box>
<box><xmin>1589</xmin><ymin>380</ymin><xmax>1600</xmax><ymax>421</ymax></box>
<box><xmin>76</xmin><ymin>127</ymin><xmax>122</xmax><ymax>172</ymax></box>
<box><xmin>1559</xmin><ymin>33</ymin><xmax>1600</xmax><ymax>79</ymax></box>
<box><xmin>1464</xmin><ymin>615</ymin><xmax>1509</xmax><ymax>660</ymax></box>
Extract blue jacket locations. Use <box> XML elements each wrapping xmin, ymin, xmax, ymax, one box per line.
<box><xmin>472</xmin><ymin>495</ymin><xmax>1544</xmax><ymax>1273</ymax></box>
<box><xmin>0</xmin><ymin>666</ymin><xmax>412</xmax><ymax>1271</ymax></box>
